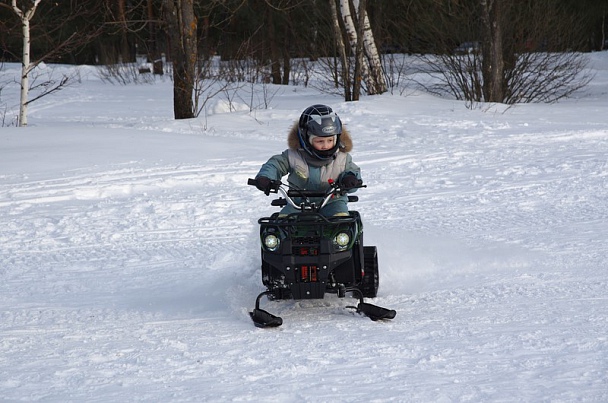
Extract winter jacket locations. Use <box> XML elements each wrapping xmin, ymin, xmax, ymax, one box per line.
<box><xmin>256</xmin><ymin>122</ymin><xmax>361</xmax><ymax>215</ymax></box>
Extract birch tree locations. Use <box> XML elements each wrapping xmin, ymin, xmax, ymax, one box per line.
<box><xmin>352</xmin><ymin>0</ymin><xmax>386</xmax><ymax>94</ymax></box>
<box><xmin>335</xmin><ymin>0</ymin><xmax>386</xmax><ymax>100</ymax></box>
<box><xmin>2</xmin><ymin>1</ymin><xmax>103</xmax><ymax>126</ymax></box>
<box><xmin>10</xmin><ymin>0</ymin><xmax>42</xmax><ymax>127</ymax></box>
<box><xmin>338</xmin><ymin>0</ymin><xmax>371</xmax><ymax>97</ymax></box>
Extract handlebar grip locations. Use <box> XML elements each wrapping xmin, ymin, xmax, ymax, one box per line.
<box><xmin>271</xmin><ymin>198</ymin><xmax>287</xmax><ymax>207</ymax></box>
<box><xmin>247</xmin><ymin>178</ymin><xmax>258</xmax><ymax>186</ymax></box>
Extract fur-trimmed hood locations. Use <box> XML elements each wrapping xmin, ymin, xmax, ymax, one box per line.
<box><xmin>287</xmin><ymin>122</ymin><xmax>353</xmax><ymax>153</ymax></box>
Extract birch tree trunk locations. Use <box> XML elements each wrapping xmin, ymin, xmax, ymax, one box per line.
<box><xmin>352</xmin><ymin>0</ymin><xmax>386</xmax><ymax>94</ymax></box>
<box><xmin>11</xmin><ymin>0</ymin><xmax>42</xmax><ymax>127</ymax></box>
<box><xmin>338</xmin><ymin>0</ymin><xmax>373</xmax><ymax>98</ymax></box>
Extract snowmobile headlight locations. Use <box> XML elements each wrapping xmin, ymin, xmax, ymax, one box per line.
<box><xmin>334</xmin><ymin>232</ymin><xmax>350</xmax><ymax>249</ymax></box>
<box><xmin>263</xmin><ymin>234</ymin><xmax>280</xmax><ymax>251</ymax></box>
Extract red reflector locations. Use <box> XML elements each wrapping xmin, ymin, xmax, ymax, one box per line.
<box><xmin>311</xmin><ymin>266</ymin><xmax>318</xmax><ymax>282</ymax></box>
<box><xmin>301</xmin><ymin>266</ymin><xmax>308</xmax><ymax>280</ymax></box>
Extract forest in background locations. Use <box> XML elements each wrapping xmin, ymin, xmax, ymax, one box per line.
<box><xmin>2</xmin><ymin>0</ymin><xmax>606</xmax><ymax>67</ymax></box>
<box><xmin>1</xmin><ymin>0</ymin><xmax>607</xmax><ymax>124</ymax></box>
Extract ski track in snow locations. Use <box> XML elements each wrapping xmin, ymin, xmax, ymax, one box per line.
<box><xmin>1</xmin><ymin>61</ymin><xmax>608</xmax><ymax>401</ymax></box>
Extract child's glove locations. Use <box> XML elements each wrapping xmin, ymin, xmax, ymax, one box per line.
<box><xmin>339</xmin><ymin>174</ymin><xmax>361</xmax><ymax>190</ymax></box>
<box><xmin>255</xmin><ymin>176</ymin><xmax>273</xmax><ymax>195</ymax></box>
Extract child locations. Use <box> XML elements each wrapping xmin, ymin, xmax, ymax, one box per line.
<box><xmin>255</xmin><ymin>104</ymin><xmax>362</xmax><ymax>216</ymax></box>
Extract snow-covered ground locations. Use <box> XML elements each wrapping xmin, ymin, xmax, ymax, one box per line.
<box><xmin>1</xmin><ymin>55</ymin><xmax>607</xmax><ymax>402</ymax></box>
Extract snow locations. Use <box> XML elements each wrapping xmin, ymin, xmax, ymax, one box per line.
<box><xmin>1</xmin><ymin>55</ymin><xmax>607</xmax><ymax>402</ymax></box>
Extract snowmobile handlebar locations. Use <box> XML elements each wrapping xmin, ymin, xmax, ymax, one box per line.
<box><xmin>247</xmin><ymin>178</ymin><xmax>365</xmax><ymax>211</ymax></box>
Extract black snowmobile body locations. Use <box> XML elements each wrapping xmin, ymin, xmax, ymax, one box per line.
<box><xmin>248</xmin><ymin>178</ymin><xmax>396</xmax><ymax>328</ymax></box>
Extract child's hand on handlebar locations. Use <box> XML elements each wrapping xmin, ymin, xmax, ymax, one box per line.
<box><xmin>339</xmin><ymin>174</ymin><xmax>362</xmax><ymax>190</ymax></box>
<box><xmin>255</xmin><ymin>177</ymin><xmax>272</xmax><ymax>195</ymax></box>
<box><xmin>254</xmin><ymin>177</ymin><xmax>281</xmax><ymax>195</ymax></box>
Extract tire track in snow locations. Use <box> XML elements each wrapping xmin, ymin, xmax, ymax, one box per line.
<box><xmin>0</xmin><ymin>161</ymin><xmax>263</xmax><ymax>306</ymax></box>
<box><xmin>354</xmin><ymin>129</ymin><xmax>608</xmax><ymax>271</ymax></box>
<box><xmin>0</xmin><ymin>164</ymin><xmax>242</xmax><ymax>207</ymax></box>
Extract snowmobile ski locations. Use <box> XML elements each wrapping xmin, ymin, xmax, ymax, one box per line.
<box><xmin>250</xmin><ymin>308</ymin><xmax>283</xmax><ymax>328</ymax></box>
<box><xmin>356</xmin><ymin>302</ymin><xmax>397</xmax><ymax>321</ymax></box>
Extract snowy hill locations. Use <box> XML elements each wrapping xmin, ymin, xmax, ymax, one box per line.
<box><xmin>1</xmin><ymin>55</ymin><xmax>607</xmax><ymax>401</ymax></box>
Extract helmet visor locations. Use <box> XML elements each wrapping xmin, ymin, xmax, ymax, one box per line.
<box><xmin>306</xmin><ymin>112</ymin><xmax>342</xmax><ymax>137</ymax></box>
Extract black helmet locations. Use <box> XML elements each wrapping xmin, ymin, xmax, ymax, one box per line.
<box><xmin>297</xmin><ymin>104</ymin><xmax>342</xmax><ymax>160</ymax></box>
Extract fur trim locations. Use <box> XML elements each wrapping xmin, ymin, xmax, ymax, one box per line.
<box><xmin>287</xmin><ymin>122</ymin><xmax>353</xmax><ymax>152</ymax></box>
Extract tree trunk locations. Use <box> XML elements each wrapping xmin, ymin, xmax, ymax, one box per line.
<box><xmin>339</xmin><ymin>0</ymin><xmax>373</xmax><ymax>99</ymax></box>
<box><xmin>601</xmin><ymin>14</ymin><xmax>606</xmax><ymax>51</ymax></box>
<box><xmin>480</xmin><ymin>0</ymin><xmax>505</xmax><ymax>103</ymax></box>
<box><xmin>267</xmin><ymin>6</ymin><xmax>282</xmax><ymax>85</ymax></box>
<box><xmin>352</xmin><ymin>0</ymin><xmax>365</xmax><ymax>100</ymax></box>
<box><xmin>147</xmin><ymin>0</ymin><xmax>163</xmax><ymax>74</ymax></box>
<box><xmin>117</xmin><ymin>0</ymin><xmax>131</xmax><ymax>63</ymax></box>
<box><xmin>353</xmin><ymin>0</ymin><xmax>386</xmax><ymax>94</ymax></box>
<box><xmin>282</xmin><ymin>53</ymin><xmax>290</xmax><ymax>85</ymax></box>
<box><xmin>17</xmin><ymin>13</ymin><xmax>31</xmax><ymax>127</ymax></box>
<box><xmin>163</xmin><ymin>0</ymin><xmax>197</xmax><ymax>120</ymax></box>
<box><xmin>281</xmin><ymin>15</ymin><xmax>291</xmax><ymax>85</ymax></box>
<box><xmin>11</xmin><ymin>0</ymin><xmax>43</xmax><ymax>127</ymax></box>
<box><xmin>330</xmin><ymin>0</ymin><xmax>351</xmax><ymax>101</ymax></box>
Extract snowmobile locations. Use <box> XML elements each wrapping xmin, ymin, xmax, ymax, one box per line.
<box><xmin>247</xmin><ymin>178</ymin><xmax>396</xmax><ymax>328</ymax></box>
